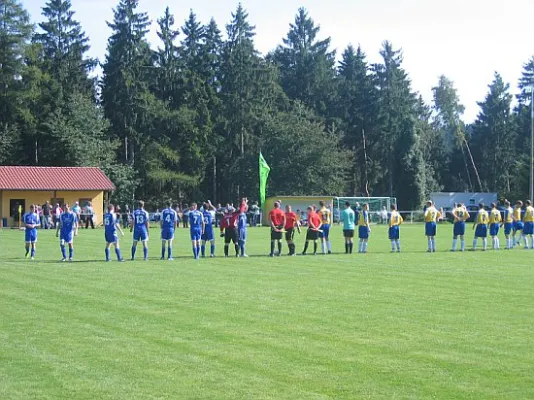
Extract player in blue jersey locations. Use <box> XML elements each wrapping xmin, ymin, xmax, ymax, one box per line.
<box><xmin>237</xmin><ymin>198</ymin><xmax>249</xmax><ymax>257</ymax></box>
<box><xmin>23</xmin><ymin>204</ymin><xmax>40</xmax><ymax>260</ymax></box>
<box><xmin>160</xmin><ymin>201</ymin><xmax>178</xmax><ymax>260</ymax></box>
<box><xmin>188</xmin><ymin>203</ymin><xmax>205</xmax><ymax>259</ymax></box>
<box><xmin>131</xmin><ymin>200</ymin><xmax>150</xmax><ymax>261</ymax></box>
<box><xmin>201</xmin><ymin>200</ymin><xmax>216</xmax><ymax>258</ymax></box>
<box><xmin>55</xmin><ymin>203</ymin><xmax>79</xmax><ymax>261</ymax></box>
<box><xmin>104</xmin><ymin>204</ymin><xmax>125</xmax><ymax>262</ymax></box>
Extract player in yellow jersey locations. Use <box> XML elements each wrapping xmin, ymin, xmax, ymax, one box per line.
<box><xmin>471</xmin><ymin>203</ymin><xmax>489</xmax><ymax>251</ymax></box>
<box><xmin>451</xmin><ymin>203</ymin><xmax>470</xmax><ymax>252</ymax></box>
<box><xmin>501</xmin><ymin>200</ymin><xmax>514</xmax><ymax>249</ymax></box>
<box><xmin>488</xmin><ymin>203</ymin><xmax>502</xmax><ymax>250</ymax></box>
<box><xmin>512</xmin><ymin>200</ymin><xmax>524</xmax><ymax>247</ymax></box>
<box><xmin>358</xmin><ymin>203</ymin><xmax>370</xmax><ymax>253</ymax></box>
<box><xmin>423</xmin><ymin>200</ymin><xmax>440</xmax><ymax>252</ymax></box>
<box><xmin>388</xmin><ymin>204</ymin><xmax>403</xmax><ymax>253</ymax></box>
<box><xmin>318</xmin><ymin>201</ymin><xmax>332</xmax><ymax>254</ymax></box>
<box><xmin>522</xmin><ymin>200</ymin><xmax>534</xmax><ymax>249</ymax></box>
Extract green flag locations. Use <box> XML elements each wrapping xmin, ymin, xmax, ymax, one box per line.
<box><xmin>259</xmin><ymin>152</ymin><xmax>271</xmax><ymax>207</ymax></box>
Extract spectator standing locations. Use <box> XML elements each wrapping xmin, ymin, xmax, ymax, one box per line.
<box><xmin>72</xmin><ymin>202</ymin><xmax>82</xmax><ymax>220</ymax></box>
<box><xmin>215</xmin><ymin>204</ymin><xmax>223</xmax><ymax>228</ymax></box>
<box><xmin>182</xmin><ymin>204</ymin><xmax>190</xmax><ymax>228</ymax></box>
<box><xmin>122</xmin><ymin>205</ymin><xmax>131</xmax><ymax>228</ymax></box>
<box><xmin>42</xmin><ymin>201</ymin><xmax>52</xmax><ymax>229</ymax></box>
<box><xmin>85</xmin><ymin>201</ymin><xmax>95</xmax><ymax>229</ymax></box>
<box><xmin>54</xmin><ymin>203</ymin><xmax>62</xmax><ymax>228</ymax></box>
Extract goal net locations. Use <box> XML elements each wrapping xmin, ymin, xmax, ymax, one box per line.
<box><xmin>333</xmin><ymin>197</ymin><xmax>396</xmax><ymax>223</ymax></box>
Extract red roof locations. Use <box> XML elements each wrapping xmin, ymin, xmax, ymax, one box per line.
<box><xmin>0</xmin><ymin>166</ymin><xmax>115</xmax><ymax>191</ymax></box>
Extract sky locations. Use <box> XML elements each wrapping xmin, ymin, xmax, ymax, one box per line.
<box><xmin>23</xmin><ymin>0</ymin><xmax>534</xmax><ymax>122</ymax></box>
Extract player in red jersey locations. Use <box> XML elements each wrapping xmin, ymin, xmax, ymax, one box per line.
<box><xmin>302</xmin><ymin>206</ymin><xmax>322</xmax><ymax>255</ymax></box>
<box><xmin>220</xmin><ymin>207</ymin><xmax>239</xmax><ymax>257</ymax></box>
<box><xmin>284</xmin><ymin>205</ymin><xmax>300</xmax><ymax>256</ymax></box>
<box><xmin>268</xmin><ymin>201</ymin><xmax>286</xmax><ymax>257</ymax></box>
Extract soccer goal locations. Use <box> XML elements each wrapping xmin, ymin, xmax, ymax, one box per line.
<box><xmin>333</xmin><ymin>197</ymin><xmax>397</xmax><ymax>224</ymax></box>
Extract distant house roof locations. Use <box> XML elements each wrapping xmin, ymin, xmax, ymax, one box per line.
<box><xmin>0</xmin><ymin>166</ymin><xmax>115</xmax><ymax>191</ymax></box>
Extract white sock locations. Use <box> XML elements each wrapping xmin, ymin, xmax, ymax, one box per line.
<box><xmin>461</xmin><ymin>239</ymin><xmax>465</xmax><ymax>251</ymax></box>
<box><xmin>473</xmin><ymin>238</ymin><xmax>478</xmax><ymax>250</ymax></box>
<box><xmin>321</xmin><ymin>242</ymin><xmax>326</xmax><ymax>254</ymax></box>
<box><xmin>495</xmin><ymin>237</ymin><xmax>500</xmax><ymax>249</ymax></box>
<box><xmin>396</xmin><ymin>240</ymin><xmax>401</xmax><ymax>251</ymax></box>
<box><xmin>363</xmin><ymin>242</ymin><xmax>368</xmax><ymax>252</ymax></box>
<box><xmin>428</xmin><ymin>239</ymin><xmax>432</xmax><ymax>251</ymax></box>
<box><xmin>327</xmin><ymin>241</ymin><xmax>331</xmax><ymax>252</ymax></box>
<box><xmin>359</xmin><ymin>241</ymin><xmax>363</xmax><ymax>252</ymax></box>
<box><xmin>452</xmin><ymin>239</ymin><xmax>457</xmax><ymax>251</ymax></box>
<box><xmin>482</xmin><ymin>238</ymin><xmax>487</xmax><ymax>250</ymax></box>
<box><xmin>391</xmin><ymin>241</ymin><xmax>396</xmax><ymax>251</ymax></box>
<box><xmin>524</xmin><ymin>235</ymin><xmax>528</xmax><ymax>247</ymax></box>
<box><xmin>432</xmin><ymin>238</ymin><xmax>436</xmax><ymax>251</ymax></box>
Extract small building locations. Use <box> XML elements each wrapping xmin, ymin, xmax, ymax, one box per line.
<box><xmin>0</xmin><ymin>166</ymin><xmax>115</xmax><ymax>227</ymax></box>
<box><xmin>430</xmin><ymin>192</ymin><xmax>498</xmax><ymax>210</ymax></box>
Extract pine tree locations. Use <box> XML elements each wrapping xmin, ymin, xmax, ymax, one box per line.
<box><xmin>271</xmin><ymin>7</ymin><xmax>336</xmax><ymax>117</ymax></box>
<box><xmin>337</xmin><ymin>44</ymin><xmax>380</xmax><ymax>196</ymax></box>
<box><xmin>472</xmin><ymin>72</ymin><xmax>516</xmax><ymax>194</ymax></box>
<box><xmin>372</xmin><ymin>41</ymin><xmax>423</xmax><ymax>207</ymax></box>
<box><xmin>101</xmin><ymin>0</ymin><xmax>152</xmax><ymax>165</ymax></box>
<box><xmin>34</xmin><ymin>0</ymin><xmax>96</xmax><ymax>100</ymax></box>
<box><xmin>153</xmin><ymin>6</ymin><xmax>181</xmax><ymax>105</ymax></box>
<box><xmin>0</xmin><ymin>0</ymin><xmax>33</xmax><ymax>163</ymax></box>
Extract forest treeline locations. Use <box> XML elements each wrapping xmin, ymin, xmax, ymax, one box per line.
<box><xmin>1</xmin><ymin>0</ymin><xmax>533</xmax><ymax>208</ymax></box>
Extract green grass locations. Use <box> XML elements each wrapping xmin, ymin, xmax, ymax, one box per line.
<box><xmin>1</xmin><ymin>224</ymin><xmax>533</xmax><ymax>399</ymax></box>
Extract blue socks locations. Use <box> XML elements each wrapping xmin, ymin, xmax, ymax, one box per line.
<box><xmin>201</xmin><ymin>245</ymin><xmax>206</xmax><ymax>257</ymax></box>
<box><xmin>69</xmin><ymin>247</ymin><xmax>73</xmax><ymax>259</ymax></box>
<box><xmin>143</xmin><ymin>247</ymin><xmax>148</xmax><ymax>260</ymax></box>
<box><xmin>168</xmin><ymin>246</ymin><xmax>172</xmax><ymax>259</ymax></box>
<box><xmin>131</xmin><ymin>246</ymin><xmax>136</xmax><ymax>259</ymax></box>
<box><xmin>61</xmin><ymin>245</ymin><xmax>67</xmax><ymax>259</ymax></box>
<box><xmin>31</xmin><ymin>248</ymin><xmax>35</xmax><ymax>258</ymax></box>
<box><xmin>211</xmin><ymin>244</ymin><xmax>215</xmax><ymax>256</ymax></box>
<box><xmin>115</xmin><ymin>248</ymin><xmax>122</xmax><ymax>260</ymax></box>
<box><xmin>161</xmin><ymin>246</ymin><xmax>166</xmax><ymax>259</ymax></box>
<box><xmin>105</xmin><ymin>248</ymin><xmax>110</xmax><ymax>261</ymax></box>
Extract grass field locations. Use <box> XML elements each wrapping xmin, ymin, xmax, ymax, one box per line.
<box><xmin>1</xmin><ymin>224</ymin><xmax>533</xmax><ymax>399</ymax></box>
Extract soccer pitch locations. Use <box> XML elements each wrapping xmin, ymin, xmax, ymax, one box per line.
<box><xmin>1</xmin><ymin>224</ymin><xmax>533</xmax><ymax>399</ymax></box>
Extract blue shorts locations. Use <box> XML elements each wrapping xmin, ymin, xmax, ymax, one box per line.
<box><xmin>190</xmin><ymin>229</ymin><xmax>202</xmax><ymax>241</ymax></box>
<box><xmin>60</xmin><ymin>232</ymin><xmax>73</xmax><ymax>244</ymax></box>
<box><xmin>489</xmin><ymin>223</ymin><xmax>500</xmax><ymax>236</ymax></box>
<box><xmin>388</xmin><ymin>226</ymin><xmax>400</xmax><ymax>240</ymax></box>
<box><xmin>425</xmin><ymin>222</ymin><xmax>437</xmax><ymax>237</ymax></box>
<box><xmin>319</xmin><ymin>224</ymin><xmax>330</xmax><ymax>239</ymax></box>
<box><xmin>514</xmin><ymin>221</ymin><xmax>524</xmax><ymax>231</ymax></box>
<box><xmin>523</xmin><ymin>221</ymin><xmax>534</xmax><ymax>235</ymax></box>
<box><xmin>358</xmin><ymin>226</ymin><xmax>369</xmax><ymax>239</ymax></box>
<box><xmin>504</xmin><ymin>222</ymin><xmax>513</xmax><ymax>235</ymax></box>
<box><xmin>238</xmin><ymin>228</ymin><xmax>247</xmax><ymax>241</ymax></box>
<box><xmin>105</xmin><ymin>232</ymin><xmax>118</xmax><ymax>244</ymax></box>
<box><xmin>475</xmin><ymin>224</ymin><xmax>487</xmax><ymax>238</ymax></box>
<box><xmin>25</xmin><ymin>228</ymin><xmax>37</xmax><ymax>243</ymax></box>
<box><xmin>453</xmin><ymin>222</ymin><xmax>465</xmax><ymax>237</ymax></box>
<box><xmin>161</xmin><ymin>229</ymin><xmax>175</xmax><ymax>241</ymax></box>
<box><xmin>202</xmin><ymin>229</ymin><xmax>215</xmax><ymax>241</ymax></box>
<box><xmin>133</xmin><ymin>229</ymin><xmax>148</xmax><ymax>242</ymax></box>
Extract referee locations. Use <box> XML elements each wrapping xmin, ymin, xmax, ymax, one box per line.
<box><xmin>268</xmin><ymin>202</ymin><xmax>286</xmax><ymax>257</ymax></box>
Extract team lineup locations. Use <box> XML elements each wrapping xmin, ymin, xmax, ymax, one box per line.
<box><xmin>20</xmin><ymin>197</ymin><xmax>534</xmax><ymax>262</ymax></box>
